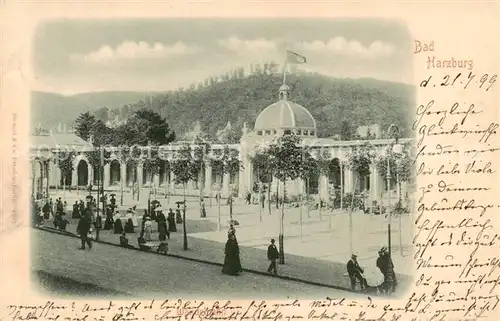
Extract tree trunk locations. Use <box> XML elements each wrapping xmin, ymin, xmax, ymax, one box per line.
<box><xmin>307</xmin><ymin>178</ymin><xmax>311</xmax><ymax>218</ymax></box>
<box><xmin>217</xmin><ymin>188</ymin><xmax>221</xmax><ymax>231</ymax></box>
<box><xmin>31</xmin><ymin>163</ymin><xmax>36</xmax><ymax>198</ymax></box>
<box><xmin>183</xmin><ymin>183</ymin><xmax>188</xmax><ymax>250</ymax></box>
<box><xmin>45</xmin><ymin>162</ymin><xmax>50</xmax><ymax>200</ymax></box>
<box><xmin>120</xmin><ymin>163</ymin><xmax>124</xmax><ymax>206</ymax></box>
<box><xmin>200</xmin><ymin>165</ymin><xmax>204</xmax><ymax>216</ymax></box>
<box><xmin>259</xmin><ymin>183</ymin><xmax>263</xmax><ymax>222</ymax></box>
<box><xmin>340</xmin><ymin>163</ymin><xmax>344</xmax><ymax>211</ymax></box>
<box><xmin>275</xmin><ymin>182</ymin><xmax>279</xmax><ymax>210</ymax></box>
<box><xmin>229</xmin><ymin>184</ymin><xmax>233</xmax><ymax>222</ymax></box>
<box><xmin>348</xmin><ymin>176</ymin><xmax>356</xmax><ymax>256</ymax></box>
<box><xmin>299</xmin><ymin>189</ymin><xmax>303</xmax><ymax>240</ymax></box>
<box><xmin>267</xmin><ymin>182</ymin><xmax>271</xmax><ymax>215</ymax></box>
<box><xmin>279</xmin><ymin>180</ymin><xmax>286</xmax><ymax>264</ymax></box>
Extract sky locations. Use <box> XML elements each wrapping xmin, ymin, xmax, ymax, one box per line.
<box><xmin>33</xmin><ymin>18</ymin><xmax>413</xmax><ymax>95</ymax></box>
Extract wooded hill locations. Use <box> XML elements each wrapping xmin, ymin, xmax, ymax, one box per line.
<box><xmin>32</xmin><ymin>72</ymin><xmax>415</xmax><ymax>140</ymax></box>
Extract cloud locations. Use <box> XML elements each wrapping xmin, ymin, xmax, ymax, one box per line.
<box><xmin>71</xmin><ymin>41</ymin><xmax>197</xmax><ymax>64</ymax></box>
<box><xmin>218</xmin><ymin>37</ymin><xmax>278</xmax><ymax>55</ymax></box>
<box><xmin>296</xmin><ymin>37</ymin><xmax>395</xmax><ymax>59</ymax></box>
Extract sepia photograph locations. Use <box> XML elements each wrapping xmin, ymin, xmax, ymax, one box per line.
<box><xmin>29</xmin><ymin>18</ymin><xmax>416</xmax><ymax>299</ymax></box>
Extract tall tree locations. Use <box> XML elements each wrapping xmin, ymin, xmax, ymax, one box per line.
<box><xmin>90</xmin><ymin>119</ymin><xmax>113</xmax><ymax>146</ymax></box>
<box><xmin>142</xmin><ymin>147</ymin><xmax>162</xmax><ymax>205</ymax></box>
<box><xmin>170</xmin><ymin>144</ymin><xmax>201</xmax><ymax>250</ymax></box>
<box><xmin>210</xmin><ymin>145</ymin><xmax>242</xmax><ymax>229</ymax></box>
<box><xmin>344</xmin><ymin>142</ymin><xmax>375</xmax><ymax>254</ymax></box>
<box><xmin>193</xmin><ymin>134</ymin><xmax>211</xmax><ymax>216</ymax></box>
<box><xmin>93</xmin><ymin>107</ymin><xmax>109</xmax><ymax>123</ymax></box>
<box><xmin>267</xmin><ymin>132</ymin><xmax>305</xmax><ymax>264</ymax></box>
<box><xmin>130</xmin><ymin>110</ymin><xmax>176</xmax><ymax>145</ymax></box>
<box><xmin>74</xmin><ymin>112</ymin><xmax>97</xmax><ymax>141</ymax></box>
<box><xmin>340</xmin><ymin>120</ymin><xmax>354</xmax><ymax>141</ymax></box>
<box><xmin>85</xmin><ymin>148</ymin><xmax>112</xmax><ymax>192</ymax></box>
<box><xmin>55</xmin><ymin>150</ymin><xmax>76</xmax><ymax>202</ymax></box>
<box><xmin>249</xmin><ymin>146</ymin><xmax>273</xmax><ymax>215</ymax></box>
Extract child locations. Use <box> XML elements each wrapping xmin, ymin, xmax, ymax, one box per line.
<box><xmin>138</xmin><ymin>232</ymin><xmax>151</xmax><ymax>251</ymax></box>
<box><xmin>120</xmin><ymin>232</ymin><xmax>131</xmax><ymax>248</ymax></box>
<box><xmin>157</xmin><ymin>240</ymin><xmax>168</xmax><ymax>255</ymax></box>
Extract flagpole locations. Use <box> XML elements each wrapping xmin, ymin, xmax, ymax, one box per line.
<box><xmin>283</xmin><ymin>51</ymin><xmax>287</xmax><ymax>85</ymax></box>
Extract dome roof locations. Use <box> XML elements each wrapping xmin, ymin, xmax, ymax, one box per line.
<box><xmin>254</xmin><ymin>100</ymin><xmax>316</xmax><ymax>131</ymax></box>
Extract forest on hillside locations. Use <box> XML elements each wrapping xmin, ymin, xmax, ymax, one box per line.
<box><xmin>32</xmin><ymin>71</ymin><xmax>415</xmax><ymax>140</ymax></box>
<box><xmin>112</xmin><ymin>72</ymin><xmax>415</xmax><ymax>140</ymax></box>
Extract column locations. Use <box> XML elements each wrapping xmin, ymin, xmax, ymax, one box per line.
<box><xmin>54</xmin><ymin>167</ymin><xmax>61</xmax><ymax>188</ymax></box>
<box><xmin>344</xmin><ymin>168</ymin><xmax>354</xmax><ymax>194</ymax></box>
<box><xmin>48</xmin><ymin>162</ymin><xmax>55</xmax><ymax>187</ymax></box>
<box><xmin>45</xmin><ymin>161</ymin><xmax>50</xmax><ymax>197</ymax></box>
<box><xmin>299</xmin><ymin>178</ymin><xmax>306</xmax><ymax>195</ymax></box>
<box><xmin>137</xmin><ymin>164</ymin><xmax>143</xmax><ymax>188</ymax></box>
<box><xmin>239</xmin><ymin>161</ymin><xmax>251</xmax><ymax>197</ymax></box>
<box><xmin>170</xmin><ymin>170</ymin><xmax>176</xmax><ymax>192</ymax></box>
<box><xmin>204</xmin><ymin>162</ymin><xmax>212</xmax><ymax>198</ymax></box>
<box><xmin>120</xmin><ymin>163</ymin><xmax>127</xmax><ymax>186</ymax></box>
<box><xmin>222</xmin><ymin>172</ymin><xmax>230</xmax><ymax>197</ymax></box>
<box><xmin>153</xmin><ymin>172</ymin><xmax>160</xmax><ymax>189</ymax></box>
<box><xmin>103</xmin><ymin>163</ymin><xmax>111</xmax><ymax>189</ymax></box>
<box><xmin>370</xmin><ymin>166</ymin><xmax>381</xmax><ymax>204</ymax></box>
<box><xmin>88</xmin><ymin>165</ymin><xmax>94</xmax><ymax>187</ymax></box>
<box><xmin>31</xmin><ymin>160</ymin><xmax>35</xmax><ymax>197</ymax></box>
<box><xmin>71</xmin><ymin>164</ymin><xmax>78</xmax><ymax>187</ymax></box>
<box><xmin>319</xmin><ymin>173</ymin><xmax>329</xmax><ymax>201</ymax></box>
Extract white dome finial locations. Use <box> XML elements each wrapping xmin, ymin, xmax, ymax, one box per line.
<box><xmin>279</xmin><ymin>83</ymin><xmax>290</xmax><ymax>101</ymax></box>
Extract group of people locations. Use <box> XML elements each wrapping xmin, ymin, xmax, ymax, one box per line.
<box><xmin>346</xmin><ymin>247</ymin><xmax>397</xmax><ymax>294</ymax></box>
<box><xmin>114</xmin><ymin>202</ymin><xmax>187</xmax><ymax>255</ymax></box>
<box><xmin>32</xmin><ymin>197</ymin><xmax>70</xmax><ymax>231</ymax></box>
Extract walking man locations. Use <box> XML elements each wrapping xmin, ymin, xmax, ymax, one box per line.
<box><xmin>346</xmin><ymin>254</ymin><xmax>368</xmax><ymax>291</ymax></box>
<box><xmin>77</xmin><ymin>212</ymin><xmax>92</xmax><ymax>250</ymax></box>
<box><xmin>267</xmin><ymin>239</ymin><xmax>280</xmax><ymax>275</ymax></box>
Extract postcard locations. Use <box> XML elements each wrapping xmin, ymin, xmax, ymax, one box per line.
<box><xmin>0</xmin><ymin>2</ymin><xmax>499</xmax><ymax>321</ymax></box>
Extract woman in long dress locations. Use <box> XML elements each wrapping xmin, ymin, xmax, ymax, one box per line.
<box><xmin>157</xmin><ymin>210</ymin><xmax>169</xmax><ymax>240</ymax></box>
<box><xmin>167</xmin><ymin>209</ymin><xmax>177</xmax><ymax>232</ymax></box>
<box><xmin>143</xmin><ymin>217</ymin><xmax>153</xmax><ymax>241</ymax></box>
<box><xmin>126</xmin><ymin>209</ymin><xmax>139</xmax><ymax>227</ymax></box>
<box><xmin>222</xmin><ymin>233</ymin><xmax>241</xmax><ymax>276</ymax></box>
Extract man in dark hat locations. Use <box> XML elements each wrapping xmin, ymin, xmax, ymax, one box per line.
<box><xmin>76</xmin><ymin>213</ymin><xmax>92</xmax><ymax>250</ymax></box>
<box><xmin>267</xmin><ymin>239</ymin><xmax>280</xmax><ymax>275</ymax></box>
<box><xmin>347</xmin><ymin>254</ymin><xmax>367</xmax><ymax>290</ymax></box>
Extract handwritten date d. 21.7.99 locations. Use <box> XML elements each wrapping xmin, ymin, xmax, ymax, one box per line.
<box><xmin>421</xmin><ymin>72</ymin><xmax>497</xmax><ymax>91</ymax></box>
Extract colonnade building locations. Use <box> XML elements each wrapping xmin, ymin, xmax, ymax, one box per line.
<box><xmin>31</xmin><ymin>84</ymin><xmax>413</xmax><ymax>206</ymax></box>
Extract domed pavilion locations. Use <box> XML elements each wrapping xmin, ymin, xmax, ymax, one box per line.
<box><xmin>252</xmin><ymin>84</ymin><xmax>317</xmax><ymax>138</ymax></box>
